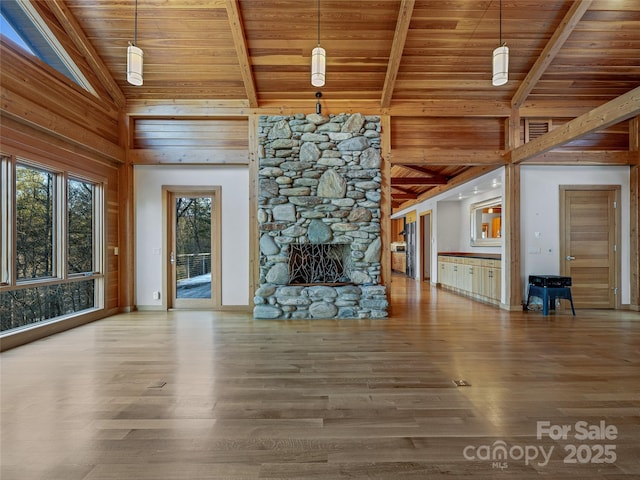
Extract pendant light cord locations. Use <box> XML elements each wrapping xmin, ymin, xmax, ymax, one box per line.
<box><xmin>134</xmin><ymin>0</ymin><xmax>138</xmax><ymax>46</ymax></box>
<box><xmin>318</xmin><ymin>0</ymin><xmax>322</xmax><ymax>46</ymax></box>
<box><xmin>499</xmin><ymin>0</ymin><xmax>502</xmax><ymax>46</ymax></box>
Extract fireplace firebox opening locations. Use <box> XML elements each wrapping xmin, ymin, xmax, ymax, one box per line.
<box><xmin>288</xmin><ymin>244</ymin><xmax>352</xmax><ymax>286</ymax></box>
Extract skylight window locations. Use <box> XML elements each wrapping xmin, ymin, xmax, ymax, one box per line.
<box><xmin>0</xmin><ymin>0</ymin><xmax>97</xmax><ymax>96</ymax></box>
<box><xmin>0</xmin><ymin>14</ymin><xmax>34</xmax><ymax>54</ymax></box>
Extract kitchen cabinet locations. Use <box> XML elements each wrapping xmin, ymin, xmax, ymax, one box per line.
<box><xmin>437</xmin><ymin>254</ymin><xmax>501</xmax><ymax>305</ymax></box>
<box><xmin>392</xmin><ymin>252</ymin><xmax>406</xmax><ymax>273</ymax></box>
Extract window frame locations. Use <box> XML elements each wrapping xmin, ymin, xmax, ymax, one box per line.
<box><xmin>1</xmin><ymin>155</ymin><xmax>106</xmax><ymax>333</ymax></box>
<box><xmin>15</xmin><ymin>162</ymin><xmax>58</xmax><ymax>283</ymax></box>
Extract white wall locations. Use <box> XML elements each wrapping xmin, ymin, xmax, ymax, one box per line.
<box><xmin>134</xmin><ymin>165</ymin><xmax>250</xmax><ymax>308</ymax></box>
<box><xmin>521</xmin><ymin>165</ymin><xmax>630</xmax><ymax>304</ymax></box>
<box><xmin>394</xmin><ymin>165</ymin><xmax>631</xmax><ymax>306</ymax></box>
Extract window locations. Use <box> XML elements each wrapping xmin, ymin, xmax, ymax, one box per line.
<box><xmin>67</xmin><ymin>178</ymin><xmax>94</xmax><ymax>275</ymax></box>
<box><xmin>1</xmin><ymin>158</ymin><xmax>104</xmax><ymax>334</ymax></box>
<box><xmin>15</xmin><ymin>164</ymin><xmax>55</xmax><ymax>280</ymax></box>
<box><xmin>0</xmin><ymin>0</ymin><xmax>97</xmax><ymax>95</ymax></box>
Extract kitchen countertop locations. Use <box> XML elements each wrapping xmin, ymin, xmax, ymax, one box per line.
<box><xmin>438</xmin><ymin>252</ymin><xmax>501</xmax><ymax>261</ymax></box>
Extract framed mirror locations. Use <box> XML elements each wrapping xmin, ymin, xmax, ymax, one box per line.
<box><xmin>470</xmin><ymin>197</ymin><xmax>502</xmax><ymax>246</ymax></box>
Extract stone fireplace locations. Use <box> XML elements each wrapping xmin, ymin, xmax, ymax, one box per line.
<box><xmin>253</xmin><ymin>112</ymin><xmax>388</xmax><ymax>319</ymax></box>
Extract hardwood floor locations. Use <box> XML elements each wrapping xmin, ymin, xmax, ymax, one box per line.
<box><xmin>1</xmin><ymin>276</ymin><xmax>639</xmax><ymax>479</ymax></box>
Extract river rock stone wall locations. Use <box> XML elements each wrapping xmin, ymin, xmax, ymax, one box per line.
<box><xmin>254</xmin><ymin>113</ymin><xmax>388</xmax><ymax>319</ymax></box>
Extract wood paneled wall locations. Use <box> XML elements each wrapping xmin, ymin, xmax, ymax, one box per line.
<box><xmin>0</xmin><ymin>40</ymin><xmax>125</xmax><ymax>324</ymax></box>
<box><xmin>391</xmin><ymin>117</ymin><xmax>505</xmax><ymax>150</ymax></box>
<box><xmin>0</xmin><ymin>40</ymin><xmax>122</xmax><ymax>163</ymax></box>
<box><xmin>129</xmin><ymin>117</ymin><xmax>249</xmax><ymax>165</ymax></box>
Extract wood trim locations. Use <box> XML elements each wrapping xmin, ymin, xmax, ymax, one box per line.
<box><xmin>521</xmin><ymin>151</ymin><xmax>636</xmax><ymax>166</ymax></box>
<box><xmin>129</xmin><ymin>149</ymin><xmax>250</xmax><ymax>166</ymax></box>
<box><xmin>390</xmin><ymin>177</ymin><xmax>447</xmax><ymax>186</ymax></box>
<box><xmin>381</xmin><ymin>115</ymin><xmax>392</xmax><ymax>288</ymax></box>
<box><xmin>630</xmin><ymin>117</ymin><xmax>639</xmax><ymax>152</ymax></box>
<box><xmin>120</xmin><ymin>113</ymin><xmax>135</xmax><ymax>311</ymax></box>
<box><xmin>511</xmin><ymin>0</ymin><xmax>592</xmax><ymax>109</ymax></box>
<box><xmin>248</xmin><ymin>114</ymin><xmax>260</xmax><ymax>309</ymax></box>
<box><xmin>631</xmin><ymin>165</ymin><xmax>639</xmax><ymax>310</ymax></box>
<box><xmin>507</xmin><ymin>108</ymin><xmax>521</xmax><ymax>150</ymax></box>
<box><xmin>512</xmin><ymin>86</ymin><xmax>640</xmax><ymax>164</ymax></box>
<box><xmin>123</xmin><ymin>99</ymin><xmax>610</xmax><ymax>121</ymax></box>
<box><xmin>127</xmin><ymin>100</ymin><xmax>251</xmax><ymax>117</ymax></box>
<box><xmin>225</xmin><ymin>0</ymin><xmax>258</xmax><ymax>108</ymax></box>
<box><xmin>503</xmin><ymin>164</ymin><xmax>521</xmax><ymax>309</ymax></box>
<box><xmin>631</xmin><ymin>117</ymin><xmax>639</xmax><ymax>309</ymax></box>
<box><xmin>419</xmin><ymin>209</ymin><xmax>432</xmax><ymax>282</ymax></box>
<box><xmin>390</xmin><ymin>149</ymin><xmax>505</xmax><ymax>166</ymax></box>
<box><xmin>381</xmin><ymin>0</ymin><xmax>415</xmax><ymax>108</ymax></box>
<box><xmin>386</xmin><ymin>100</ymin><xmax>511</xmax><ymax>117</ymax></box>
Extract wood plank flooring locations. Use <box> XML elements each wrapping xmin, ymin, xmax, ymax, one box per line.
<box><xmin>1</xmin><ymin>276</ymin><xmax>639</xmax><ymax>479</ymax></box>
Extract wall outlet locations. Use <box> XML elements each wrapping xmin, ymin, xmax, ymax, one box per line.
<box><xmin>152</xmin><ymin>291</ymin><xmax>160</xmax><ymax>300</ymax></box>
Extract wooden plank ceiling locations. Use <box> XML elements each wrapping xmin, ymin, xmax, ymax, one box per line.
<box><xmin>60</xmin><ymin>0</ymin><xmax>640</xmax><ymax>209</ymax></box>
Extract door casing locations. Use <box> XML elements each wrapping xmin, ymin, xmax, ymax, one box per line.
<box><xmin>162</xmin><ymin>186</ymin><xmax>222</xmax><ymax>310</ymax></box>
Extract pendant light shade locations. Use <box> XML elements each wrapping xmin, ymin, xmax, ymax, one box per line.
<box><xmin>491</xmin><ymin>0</ymin><xmax>508</xmax><ymax>87</ymax></box>
<box><xmin>127</xmin><ymin>44</ymin><xmax>143</xmax><ymax>86</ymax></box>
<box><xmin>127</xmin><ymin>0</ymin><xmax>143</xmax><ymax>86</ymax></box>
<box><xmin>492</xmin><ymin>44</ymin><xmax>508</xmax><ymax>86</ymax></box>
<box><xmin>311</xmin><ymin>46</ymin><xmax>326</xmax><ymax>87</ymax></box>
<box><xmin>311</xmin><ymin>0</ymin><xmax>325</xmax><ymax>87</ymax></box>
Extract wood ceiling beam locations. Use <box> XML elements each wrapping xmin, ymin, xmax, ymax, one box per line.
<box><xmin>391</xmin><ymin>177</ymin><xmax>447</xmax><ymax>186</ymax></box>
<box><xmin>397</xmin><ymin>165</ymin><xmax>448</xmax><ymax>180</ymax></box>
<box><xmin>386</xmin><ymin>100</ymin><xmax>511</xmax><ymax>117</ymax></box>
<box><xmin>393</xmin><ymin>166</ymin><xmax>501</xmax><ymax>211</ymax></box>
<box><xmin>392</xmin><ymin>193</ymin><xmax>419</xmax><ymax>200</ymax></box>
<box><xmin>511</xmin><ymin>86</ymin><xmax>640</xmax><ymax>164</ymax></box>
<box><xmin>47</xmin><ymin>0</ymin><xmax>125</xmax><ymax>108</ymax></box>
<box><xmin>521</xmin><ymin>151</ymin><xmax>636</xmax><ymax>166</ymax></box>
<box><xmin>511</xmin><ymin>0</ymin><xmax>592</xmax><ymax>109</ymax></box>
<box><xmin>390</xmin><ymin>149</ymin><xmax>506</xmax><ymax>165</ymax></box>
<box><xmin>225</xmin><ymin>0</ymin><xmax>258</xmax><ymax>108</ymax></box>
<box><xmin>381</xmin><ymin>0</ymin><xmax>415</xmax><ymax>108</ymax></box>
<box><xmin>391</xmin><ymin>185</ymin><xmax>419</xmax><ymax>200</ymax></box>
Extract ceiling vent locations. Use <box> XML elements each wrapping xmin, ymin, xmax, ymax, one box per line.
<box><xmin>525</xmin><ymin>119</ymin><xmax>552</xmax><ymax>143</ymax></box>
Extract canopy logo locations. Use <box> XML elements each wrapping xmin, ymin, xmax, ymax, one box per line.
<box><xmin>463</xmin><ymin>420</ymin><xmax>618</xmax><ymax>470</ymax></box>
<box><xmin>463</xmin><ymin>440</ymin><xmax>553</xmax><ymax>469</ymax></box>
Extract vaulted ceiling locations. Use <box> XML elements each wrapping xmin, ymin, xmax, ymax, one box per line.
<box><xmin>41</xmin><ymin>0</ymin><xmax>640</xmax><ymax>208</ymax></box>
<box><xmin>62</xmin><ymin>0</ymin><xmax>639</xmax><ymax>107</ymax></box>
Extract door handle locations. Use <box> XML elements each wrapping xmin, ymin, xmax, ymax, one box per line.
<box><xmin>566</xmin><ymin>255</ymin><xmax>575</xmax><ymax>261</ymax></box>
<box><xmin>170</xmin><ymin>252</ymin><xmax>175</xmax><ymax>264</ymax></box>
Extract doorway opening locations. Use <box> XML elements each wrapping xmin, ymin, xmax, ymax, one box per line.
<box><xmin>559</xmin><ymin>185</ymin><xmax>620</xmax><ymax>309</ymax></box>
<box><xmin>164</xmin><ymin>186</ymin><xmax>221</xmax><ymax>309</ymax></box>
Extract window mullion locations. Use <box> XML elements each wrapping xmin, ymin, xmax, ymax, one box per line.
<box><xmin>57</xmin><ymin>171</ymin><xmax>66</xmax><ymax>280</ymax></box>
<box><xmin>0</xmin><ymin>156</ymin><xmax>14</xmax><ymax>286</ymax></box>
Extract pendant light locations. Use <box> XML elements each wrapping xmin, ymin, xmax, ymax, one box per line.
<box><xmin>127</xmin><ymin>0</ymin><xmax>143</xmax><ymax>86</ymax></box>
<box><xmin>311</xmin><ymin>0</ymin><xmax>326</xmax><ymax>87</ymax></box>
<box><xmin>492</xmin><ymin>0</ymin><xmax>508</xmax><ymax>87</ymax></box>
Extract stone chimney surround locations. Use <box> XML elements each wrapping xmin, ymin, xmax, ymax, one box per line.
<box><xmin>254</xmin><ymin>113</ymin><xmax>388</xmax><ymax>319</ymax></box>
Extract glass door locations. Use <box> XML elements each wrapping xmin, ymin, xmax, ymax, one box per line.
<box><xmin>168</xmin><ymin>189</ymin><xmax>220</xmax><ymax>309</ymax></box>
